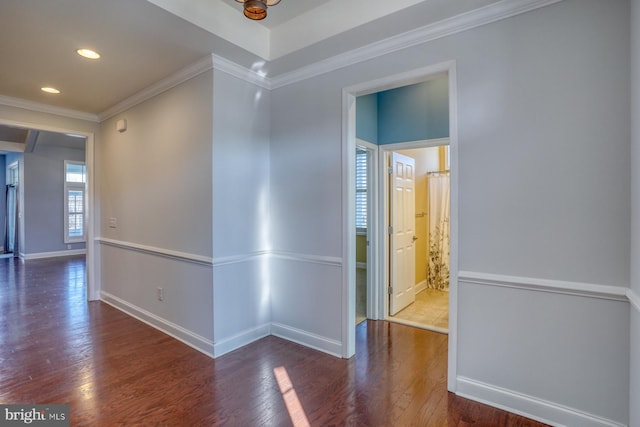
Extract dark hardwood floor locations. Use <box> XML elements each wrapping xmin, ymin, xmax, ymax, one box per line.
<box><xmin>0</xmin><ymin>256</ymin><xmax>548</xmax><ymax>426</ymax></box>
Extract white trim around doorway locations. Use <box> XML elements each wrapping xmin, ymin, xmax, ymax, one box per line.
<box><xmin>342</xmin><ymin>60</ymin><xmax>459</xmax><ymax>392</ymax></box>
<box><xmin>356</xmin><ymin>138</ymin><xmax>379</xmax><ymax>324</ymax></box>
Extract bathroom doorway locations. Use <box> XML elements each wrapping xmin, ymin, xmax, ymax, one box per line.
<box><xmin>344</xmin><ymin>59</ymin><xmax>458</xmax><ymax>386</ymax></box>
<box><xmin>387</xmin><ymin>144</ymin><xmax>450</xmax><ymax>334</ymax></box>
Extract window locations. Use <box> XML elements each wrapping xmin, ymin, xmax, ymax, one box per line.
<box><xmin>8</xmin><ymin>163</ymin><xmax>18</xmax><ymax>185</ymax></box>
<box><xmin>356</xmin><ymin>149</ymin><xmax>368</xmax><ymax>231</ymax></box>
<box><xmin>64</xmin><ymin>161</ymin><xmax>86</xmax><ymax>243</ymax></box>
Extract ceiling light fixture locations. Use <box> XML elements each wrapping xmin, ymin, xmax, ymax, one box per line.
<box><xmin>235</xmin><ymin>0</ymin><xmax>280</xmax><ymax>20</ymax></box>
<box><xmin>76</xmin><ymin>48</ymin><xmax>101</xmax><ymax>60</ymax></box>
<box><xmin>41</xmin><ymin>87</ymin><xmax>61</xmax><ymax>94</ymax></box>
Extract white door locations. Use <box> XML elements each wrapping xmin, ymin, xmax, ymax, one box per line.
<box><xmin>389</xmin><ymin>152</ymin><xmax>416</xmax><ymax>315</ymax></box>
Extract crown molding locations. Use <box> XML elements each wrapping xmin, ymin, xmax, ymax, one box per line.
<box><xmin>98</xmin><ymin>54</ymin><xmax>214</xmax><ymax>121</ymax></box>
<box><xmin>212</xmin><ymin>55</ymin><xmax>271</xmax><ymax>90</ymax></box>
<box><xmin>270</xmin><ymin>0</ymin><xmax>564</xmax><ymax>89</ymax></box>
<box><xmin>0</xmin><ymin>0</ymin><xmax>564</xmax><ymax>121</ymax></box>
<box><xmin>0</xmin><ymin>95</ymin><xmax>99</xmax><ymax>122</ymax></box>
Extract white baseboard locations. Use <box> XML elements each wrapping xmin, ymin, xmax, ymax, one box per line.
<box><xmin>99</xmin><ymin>288</ymin><xmax>343</xmax><ymax>361</ymax></box>
<box><xmin>101</xmin><ymin>291</ymin><xmax>215</xmax><ymax>358</ymax></box>
<box><xmin>98</xmin><ymin>291</ymin><xmax>341</xmax><ymax>361</ymax></box>
<box><xmin>213</xmin><ymin>323</ymin><xmax>271</xmax><ymax>358</ymax></box>
<box><xmin>271</xmin><ymin>322</ymin><xmax>342</xmax><ymax>358</ymax></box>
<box><xmin>456</xmin><ymin>376</ymin><xmax>627</xmax><ymax>427</ymax></box>
<box><xmin>22</xmin><ymin>249</ymin><xmax>86</xmax><ymax>260</ymax></box>
<box><xmin>415</xmin><ymin>279</ymin><xmax>427</xmax><ymax>293</ymax></box>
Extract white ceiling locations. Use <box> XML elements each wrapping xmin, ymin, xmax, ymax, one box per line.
<box><xmin>0</xmin><ymin>0</ymin><xmax>500</xmax><ymax>116</ymax></box>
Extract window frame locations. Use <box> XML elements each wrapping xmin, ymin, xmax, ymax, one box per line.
<box><xmin>356</xmin><ymin>149</ymin><xmax>368</xmax><ymax>233</ymax></box>
<box><xmin>64</xmin><ymin>160</ymin><xmax>86</xmax><ymax>244</ymax></box>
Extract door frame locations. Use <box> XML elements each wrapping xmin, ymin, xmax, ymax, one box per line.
<box><xmin>0</xmin><ymin>118</ymin><xmax>97</xmax><ymax>301</ymax></box>
<box><xmin>381</xmin><ymin>140</ymin><xmax>450</xmax><ymax>319</ymax></box>
<box><xmin>356</xmin><ymin>139</ymin><xmax>379</xmax><ymax>323</ymax></box>
<box><xmin>342</xmin><ymin>60</ymin><xmax>459</xmax><ymax>392</ymax></box>
<box><xmin>6</xmin><ymin>161</ymin><xmax>19</xmax><ymax>253</ymax></box>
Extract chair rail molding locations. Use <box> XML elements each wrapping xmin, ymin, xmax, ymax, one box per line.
<box><xmin>96</xmin><ymin>237</ymin><xmax>213</xmax><ymax>266</ymax></box>
<box><xmin>458</xmin><ymin>271</ymin><xmax>629</xmax><ymax>302</ymax></box>
<box><xmin>628</xmin><ymin>288</ymin><xmax>640</xmax><ymax>312</ymax></box>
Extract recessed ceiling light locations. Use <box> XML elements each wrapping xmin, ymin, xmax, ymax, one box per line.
<box><xmin>41</xmin><ymin>87</ymin><xmax>61</xmax><ymax>94</ymax></box>
<box><xmin>76</xmin><ymin>48</ymin><xmax>101</xmax><ymax>59</ymax></box>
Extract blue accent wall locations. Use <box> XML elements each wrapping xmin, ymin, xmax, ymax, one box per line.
<box><xmin>356</xmin><ymin>76</ymin><xmax>449</xmax><ymax>145</ymax></box>
<box><xmin>356</xmin><ymin>93</ymin><xmax>378</xmax><ymax>144</ymax></box>
<box><xmin>378</xmin><ymin>76</ymin><xmax>449</xmax><ymax>144</ymax></box>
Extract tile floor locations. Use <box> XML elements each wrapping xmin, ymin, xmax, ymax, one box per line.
<box><xmin>356</xmin><ymin>266</ymin><xmax>448</xmax><ymax>333</ymax></box>
<box><xmin>391</xmin><ymin>288</ymin><xmax>449</xmax><ymax>333</ymax></box>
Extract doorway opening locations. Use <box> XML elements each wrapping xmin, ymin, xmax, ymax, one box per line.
<box><xmin>2</xmin><ymin>161</ymin><xmax>19</xmax><ymax>258</ymax></box>
<box><xmin>0</xmin><ymin>119</ymin><xmax>96</xmax><ymax>301</ymax></box>
<box><xmin>343</xmin><ymin>60</ymin><xmax>458</xmax><ymax>390</ymax></box>
<box><xmin>355</xmin><ymin>141</ymin><xmax>377</xmax><ymax>326</ymax></box>
<box><xmin>386</xmin><ymin>144</ymin><xmax>450</xmax><ymax>334</ymax></box>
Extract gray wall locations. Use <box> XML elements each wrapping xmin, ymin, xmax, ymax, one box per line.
<box><xmin>98</xmin><ymin>69</ymin><xmax>214</xmax><ymax>352</ymax></box>
<box><xmin>23</xmin><ymin>133</ymin><xmax>85</xmax><ymax>255</ymax></box>
<box><xmin>630</xmin><ymin>0</ymin><xmax>640</xmax><ymax>424</ymax></box>
<box><xmin>270</xmin><ymin>0</ymin><xmax>630</xmax><ymax>424</ymax></box>
<box><xmin>212</xmin><ymin>70</ymin><xmax>271</xmax><ymax>356</ymax></box>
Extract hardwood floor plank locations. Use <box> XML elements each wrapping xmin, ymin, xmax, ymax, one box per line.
<box><xmin>0</xmin><ymin>256</ymin><xmax>549</xmax><ymax>426</ymax></box>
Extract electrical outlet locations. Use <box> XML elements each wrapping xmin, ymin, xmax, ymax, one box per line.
<box><xmin>109</xmin><ymin>217</ymin><xmax>117</xmax><ymax>228</ymax></box>
<box><xmin>157</xmin><ymin>287</ymin><xmax>164</xmax><ymax>301</ymax></box>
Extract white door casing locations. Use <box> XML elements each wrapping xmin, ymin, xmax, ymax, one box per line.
<box><xmin>389</xmin><ymin>152</ymin><xmax>416</xmax><ymax>315</ymax></box>
<box><xmin>342</xmin><ymin>61</ymin><xmax>457</xmax><ymax>389</ymax></box>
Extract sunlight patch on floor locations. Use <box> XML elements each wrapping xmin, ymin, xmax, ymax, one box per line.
<box><xmin>273</xmin><ymin>366</ymin><xmax>310</xmax><ymax>427</ymax></box>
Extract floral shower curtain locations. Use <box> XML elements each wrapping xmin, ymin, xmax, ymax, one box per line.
<box><xmin>427</xmin><ymin>172</ymin><xmax>450</xmax><ymax>291</ymax></box>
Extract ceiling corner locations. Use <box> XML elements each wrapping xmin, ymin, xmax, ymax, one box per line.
<box><xmin>145</xmin><ymin>0</ymin><xmax>272</xmax><ymax>59</ymax></box>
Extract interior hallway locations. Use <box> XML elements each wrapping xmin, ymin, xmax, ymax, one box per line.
<box><xmin>0</xmin><ymin>256</ymin><xmax>547</xmax><ymax>426</ymax></box>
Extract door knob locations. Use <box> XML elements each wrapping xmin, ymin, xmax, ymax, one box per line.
<box><xmin>412</xmin><ymin>235</ymin><xmax>418</xmax><ymax>242</ymax></box>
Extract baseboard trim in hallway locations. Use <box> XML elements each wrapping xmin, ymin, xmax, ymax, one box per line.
<box><xmin>456</xmin><ymin>376</ymin><xmax>627</xmax><ymax>427</ymax></box>
<box><xmin>101</xmin><ymin>290</ymin><xmax>215</xmax><ymax>357</ymax></box>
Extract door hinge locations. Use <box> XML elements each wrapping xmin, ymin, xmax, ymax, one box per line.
<box><xmin>387</xmin><ymin>226</ymin><xmax>393</xmax><ymax>234</ymax></box>
<box><xmin>388</xmin><ymin>286</ymin><xmax>393</xmax><ymax>295</ymax></box>
<box><xmin>388</xmin><ymin>167</ymin><xmax>393</xmax><ymax>175</ymax></box>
